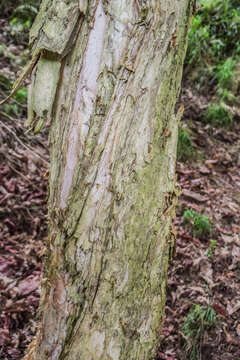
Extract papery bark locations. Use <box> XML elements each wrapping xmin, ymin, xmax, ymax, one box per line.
<box><xmin>25</xmin><ymin>0</ymin><xmax>193</xmax><ymax>359</ymax></box>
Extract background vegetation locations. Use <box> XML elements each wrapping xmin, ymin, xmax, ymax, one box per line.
<box><xmin>184</xmin><ymin>0</ymin><xmax>240</xmax><ymax>128</ymax></box>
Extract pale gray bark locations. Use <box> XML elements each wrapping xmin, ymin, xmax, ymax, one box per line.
<box><xmin>25</xmin><ymin>1</ymin><xmax>193</xmax><ymax>359</ymax></box>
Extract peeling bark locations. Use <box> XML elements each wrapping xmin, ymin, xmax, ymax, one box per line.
<box><xmin>25</xmin><ymin>0</ymin><xmax>193</xmax><ymax>359</ymax></box>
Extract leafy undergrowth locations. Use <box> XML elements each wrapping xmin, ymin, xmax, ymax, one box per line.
<box><xmin>157</xmin><ymin>90</ymin><xmax>240</xmax><ymax>360</ymax></box>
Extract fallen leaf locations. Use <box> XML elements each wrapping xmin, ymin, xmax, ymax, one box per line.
<box><xmin>236</xmin><ymin>324</ymin><xmax>240</xmax><ymax>337</ymax></box>
<box><xmin>199</xmin><ymin>166</ymin><xmax>211</xmax><ymax>175</ymax></box>
<box><xmin>182</xmin><ymin>189</ymin><xmax>208</xmax><ymax>203</ymax></box>
<box><xmin>211</xmin><ymin>302</ymin><xmax>228</xmax><ymax>317</ymax></box>
<box><xmin>18</xmin><ymin>274</ymin><xmax>40</xmax><ymax>296</ymax></box>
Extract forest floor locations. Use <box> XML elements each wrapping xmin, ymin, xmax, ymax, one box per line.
<box><xmin>0</xmin><ymin>16</ymin><xmax>48</xmax><ymax>359</ymax></box>
<box><xmin>0</xmin><ymin>13</ymin><xmax>240</xmax><ymax>360</ymax></box>
<box><xmin>157</xmin><ymin>88</ymin><xmax>240</xmax><ymax>360</ymax></box>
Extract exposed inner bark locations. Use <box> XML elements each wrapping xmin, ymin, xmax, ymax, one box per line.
<box><xmin>25</xmin><ymin>1</ymin><xmax>193</xmax><ymax>359</ymax></box>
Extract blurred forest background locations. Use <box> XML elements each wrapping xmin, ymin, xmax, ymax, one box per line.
<box><xmin>0</xmin><ymin>0</ymin><xmax>239</xmax><ymax>359</ymax></box>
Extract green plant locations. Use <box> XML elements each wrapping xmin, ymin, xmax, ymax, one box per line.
<box><xmin>194</xmin><ymin>214</ymin><xmax>212</xmax><ymax>238</ymax></box>
<box><xmin>215</xmin><ymin>58</ymin><xmax>236</xmax><ymax>89</ymax></box>
<box><xmin>204</xmin><ymin>103</ymin><xmax>233</xmax><ymax>128</ymax></box>
<box><xmin>9</xmin><ymin>1</ymin><xmax>39</xmax><ymax>40</ymax></box>
<box><xmin>0</xmin><ymin>44</ymin><xmax>6</xmax><ymax>55</ymax></box>
<box><xmin>183</xmin><ymin>209</ymin><xmax>196</xmax><ymax>223</ymax></box>
<box><xmin>10</xmin><ymin>17</ymin><xmax>32</xmax><ymax>33</ymax></box>
<box><xmin>182</xmin><ymin>304</ymin><xmax>218</xmax><ymax>360</ymax></box>
<box><xmin>185</xmin><ymin>0</ymin><xmax>240</xmax><ymax>106</ymax></box>
<box><xmin>14</xmin><ymin>88</ymin><xmax>27</xmax><ymax>104</ymax></box>
<box><xmin>206</xmin><ymin>239</ymin><xmax>218</xmax><ymax>258</ymax></box>
<box><xmin>0</xmin><ymin>75</ymin><xmax>12</xmax><ymax>92</ymax></box>
<box><xmin>185</xmin><ymin>15</ymin><xmax>210</xmax><ymax>66</ymax></box>
<box><xmin>216</xmin><ymin>88</ymin><xmax>236</xmax><ymax>103</ymax></box>
<box><xmin>184</xmin><ymin>209</ymin><xmax>212</xmax><ymax>239</ymax></box>
<box><xmin>3</xmin><ymin>103</ymin><xmax>20</xmax><ymax>116</ymax></box>
<box><xmin>177</xmin><ymin>127</ymin><xmax>195</xmax><ymax>161</ymax></box>
<box><xmin>187</xmin><ymin>0</ymin><xmax>240</xmax><ymax>63</ymax></box>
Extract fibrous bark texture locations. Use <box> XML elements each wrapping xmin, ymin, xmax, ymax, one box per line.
<box><xmin>26</xmin><ymin>1</ymin><xmax>193</xmax><ymax>359</ymax></box>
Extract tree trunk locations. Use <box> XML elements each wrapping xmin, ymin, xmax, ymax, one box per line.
<box><xmin>25</xmin><ymin>1</ymin><xmax>193</xmax><ymax>359</ymax></box>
